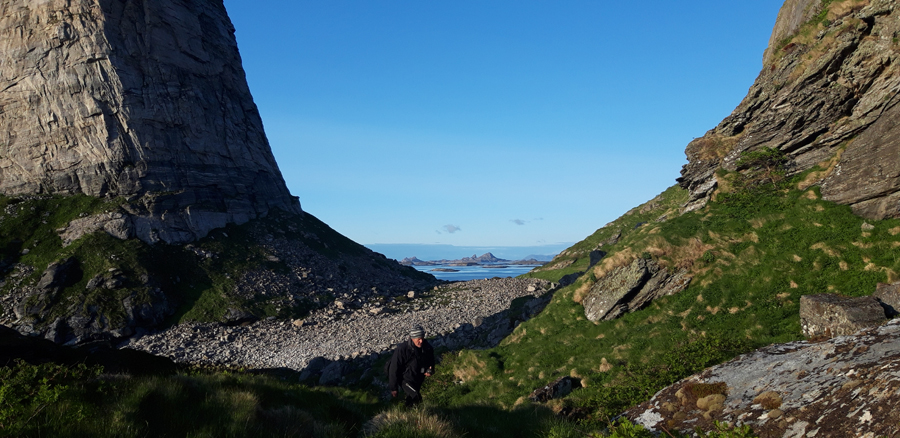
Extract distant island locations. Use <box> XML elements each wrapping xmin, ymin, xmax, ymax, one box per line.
<box><xmin>399</xmin><ymin>252</ymin><xmax>548</xmax><ymax>267</ymax></box>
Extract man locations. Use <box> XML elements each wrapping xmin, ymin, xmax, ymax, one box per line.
<box><xmin>387</xmin><ymin>325</ymin><xmax>435</xmax><ymax>406</ymax></box>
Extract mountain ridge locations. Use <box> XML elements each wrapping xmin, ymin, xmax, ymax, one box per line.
<box><xmin>678</xmin><ymin>0</ymin><xmax>900</xmax><ymax>219</ymax></box>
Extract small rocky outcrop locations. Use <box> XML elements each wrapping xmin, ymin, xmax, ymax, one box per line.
<box><xmin>58</xmin><ymin>213</ymin><xmax>135</xmax><ymax>247</ymax></box>
<box><xmin>528</xmin><ymin>376</ymin><xmax>580</xmax><ymax>402</ymax></box>
<box><xmin>677</xmin><ymin>0</ymin><xmax>900</xmax><ymax>219</ymax></box>
<box><xmin>11</xmin><ymin>258</ymin><xmax>175</xmax><ymax>345</ymax></box>
<box><xmin>13</xmin><ymin>258</ymin><xmax>81</xmax><ymax>322</ymax></box>
<box><xmin>799</xmin><ymin>293</ymin><xmax>888</xmax><ymax>338</ymax></box>
<box><xmin>626</xmin><ymin>319</ymin><xmax>900</xmax><ymax>437</ymax></box>
<box><xmin>582</xmin><ymin>258</ymin><xmax>691</xmax><ymax>322</ymax></box>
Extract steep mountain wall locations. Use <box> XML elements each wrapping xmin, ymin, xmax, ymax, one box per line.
<box><xmin>762</xmin><ymin>0</ymin><xmax>823</xmax><ymax>64</ymax></box>
<box><xmin>0</xmin><ymin>0</ymin><xmax>300</xmax><ymax>243</ymax></box>
<box><xmin>678</xmin><ymin>0</ymin><xmax>900</xmax><ymax>218</ymax></box>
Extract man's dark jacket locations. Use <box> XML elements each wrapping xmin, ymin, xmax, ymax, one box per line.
<box><xmin>387</xmin><ymin>339</ymin><xmax>435</xmax><ymax>392</ymax></box>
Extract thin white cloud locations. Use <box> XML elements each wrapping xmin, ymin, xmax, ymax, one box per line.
<box><xmin>442</xmin><ymin>224</ymin><xmax>461</xmax><ymax>234</ymax></box>
<box><xmin>511</xmin><ymin>219</ymin><xmax>526</xmax><ymax>225</ymax></box>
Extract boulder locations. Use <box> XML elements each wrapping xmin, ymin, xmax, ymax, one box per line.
<box><xmin>583</xmin><ymin>258</ymin><xmax>691</xmax><ymax>322</ymax></box>
<box><xmin>58</xmin><ymin>212</ymin><xmax>134</xmax><ymax>247</ymax></box>
<box><xmin>318</xmin><ymin>361</ymin><xmax>346</xmax><ymax>386</ymax></box>
<box><xmin>528</xmin><ymin>376</ymin><xmax>580</xmax><ymax>402</ymax></box>
<box><xmin>35</xmin><ymin>258</ymin><xmax>81</xmax><ymax>292</ymax></box>
<box><xmin>626</xmin><ymin>319</ymin><xmax>900</xmax><ymax>437</ymax></box>
<box><xmin>799</xmin><ymin>294</ymin><xmax>887</xmax><ymax>338</ymax></box>
<box><xmin>557</xmin><ymin>271</ymin><xmax>583</xmax><ymax>287</ymax></box>
<box><xmin>588</xmin><ymin>250</ymin><xmax>607</xmax><ymax>268</ymax></box>
<box><xmin>123</xmin><ymin>288</ymin><xmax>173</xmax><ymax>327</ymax></box>
<box><xmin>874</xmin><ymin>282</ymin><xmax>900</xmax><ymax>317</ymax></box>
<box><xmin>299</xmin><ymin>356</ymin><xmax>330</xmax><ymax>382</ymax></box>
<box><xmin>583</xmin><ymin>258</ymin><xmax>649</xmax><ymax>322</ymax></box>
<box><xmin>14</xmin><ymin>258</ymin><xmax>82</xmax><ymax>319</ymax></box>
<box><xmin>223</xmin><ymin>308</ymin><xmax>257</xmax><ymax>326</ymax></box>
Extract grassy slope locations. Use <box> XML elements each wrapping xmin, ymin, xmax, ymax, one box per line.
<box><xmin>424</xmin><ymin>162</ymin><xmax>900</xmax><ymax>424</ymax></box>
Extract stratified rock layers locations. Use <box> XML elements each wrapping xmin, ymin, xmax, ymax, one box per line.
<box><xmin>678</xmin><ymin>0</ymin><xmax>900</xmax><ymax>219</ymax></box>
<box><xmin>0</xmin><ymin>0</ymin><xmax>300</xmax><ymax>243</ymax></box>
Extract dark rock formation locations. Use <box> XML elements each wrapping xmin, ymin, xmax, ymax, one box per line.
<box><xmin>0</xmin><ymin>0</ymin><xmax>300</xmax><ymax>244</ymax></box>
<box><xmin>529</xmin><ymin>376</ymin><xmax>580</xmax><ymax>402</ymax></box>
<box><xmin>13</xmin><ymin>258</ymin><xmax>82</xmax><ymax>321</ymax></box>
<box><xmin>626</xmin><ymin>319</ymin><xmax>900</xmax><ymax>437</ymax></box>
<box><xmin>582</xmin><ymin>258</ymin><xmax>691</xmax><ymax>322</ymax></box>
<box><xmin>799</xmin><ymin>293</ymin><xmax>887</xmax><ymax>338</ymax></box>
<box><xmin>677</xmin><ymin>0</ymin><xmax>900</xmax><ymax>219</ymax></box>
<box><xmin>874</xmin><ymin>281</ymin><xmax>900</xmax><ymax>317</ymax></box>
<box><xmin>1</xmin><ymin>323</ymin><xmax>176</xmax><ymax>375</ymax></box>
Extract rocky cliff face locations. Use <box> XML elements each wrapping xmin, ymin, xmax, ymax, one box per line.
<box><xmin>679</xmin><ymin>0</ymin><xmax>900</xmax><ymax>218</ymax></box>
<box><xmin>0</xmin><ymin>0</ymin><xmax>300</xmax><ymax>244</ymax></box>
<box><xmin>0</xmin><ymin>0</ymin><xmax>440</xmax><ymax>345</ymax></box>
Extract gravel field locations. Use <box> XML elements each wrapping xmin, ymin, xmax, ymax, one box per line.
<box><xmin>122</xmin><ymin>277</ymin><xmax>553</xmax><ymax>371</ymax></box>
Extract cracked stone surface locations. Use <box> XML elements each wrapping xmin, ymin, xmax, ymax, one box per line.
<box><xmin>678</xmin><ymin>0</ymin><xmax>900</xmax><ymax>220</ymax></box>
<box><xmin>626</xmin><ymin>319</ymin><xmax>900</xmax><ymax>438</ymax></box>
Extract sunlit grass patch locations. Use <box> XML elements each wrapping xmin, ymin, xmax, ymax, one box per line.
<box><xmin>363</xmin><ymin>406</ymin><xmax>461</xmax><ymax>438</ymax></box>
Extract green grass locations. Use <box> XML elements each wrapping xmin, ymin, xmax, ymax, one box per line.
<box><xmin>0</xmin><ymin>360</ymin><xmax>373</xmax><ymax>437</ymax></box>
<box><xmin>430</xmin><ymin>160</ymin><xmax>900</xmax><ymax>428</ymax></box>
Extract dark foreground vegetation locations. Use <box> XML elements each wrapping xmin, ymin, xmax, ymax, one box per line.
<box><xmin>0</xmin><ymin>358</ymin><xmax>760</xmax><ymax>438</ymax></box>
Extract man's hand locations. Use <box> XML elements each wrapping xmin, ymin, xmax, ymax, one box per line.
<box><xmin>391</xmin><ymin>390</ymin><xmax>397</xmax><ymax>397</ymax></box>
<box><xmin>424</xmin><ymin>373</ymin><xmax>432</xmax><ymax>377</ymax></box>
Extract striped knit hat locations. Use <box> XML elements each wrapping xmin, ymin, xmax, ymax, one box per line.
<box><xmin>409</xmin><ymin>325</ymin><xmax>425</xmax><ymax>339</ymax></box>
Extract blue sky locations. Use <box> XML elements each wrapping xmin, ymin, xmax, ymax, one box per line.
<box><xmin>221</xmin><ymin>1</ymin><xmax>785</xmax><ymax>252</ymax></box>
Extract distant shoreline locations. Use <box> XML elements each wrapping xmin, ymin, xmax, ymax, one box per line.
<box><xmin>400</xmin><ymin>251</ymin><xmax>549</xmax><ymax>268</ymax></box>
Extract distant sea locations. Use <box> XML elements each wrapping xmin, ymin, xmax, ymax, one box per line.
<box><xmin>365</xmin><ymin>243</ymin><xmax>570</xmax><ymax>262</ymax></box>
<box><xmin>411</xmin><ymin>264</ymin><xmax>541</xmax><ymax>281</ymax></box>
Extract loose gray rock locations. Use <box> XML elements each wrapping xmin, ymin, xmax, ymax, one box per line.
<box><xmin>799</xmin><ymin>294</ymin><xmax>887</xmax><ymax>338</ymax></box>
<box><xmin>122</xmin><ymin>278</ymin><xmax>554</xmax><ymax>373</ymax></box>
<box><xmin>583</xmin><ymin>258</ymin><xmax>691</xmax><ymax>322</ymax></box>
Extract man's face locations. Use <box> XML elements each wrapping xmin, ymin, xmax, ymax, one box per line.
<box><xmin>412</xmin><ymin>337</ymin><xmax>424</xmax><ymax>348</ymax></box>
